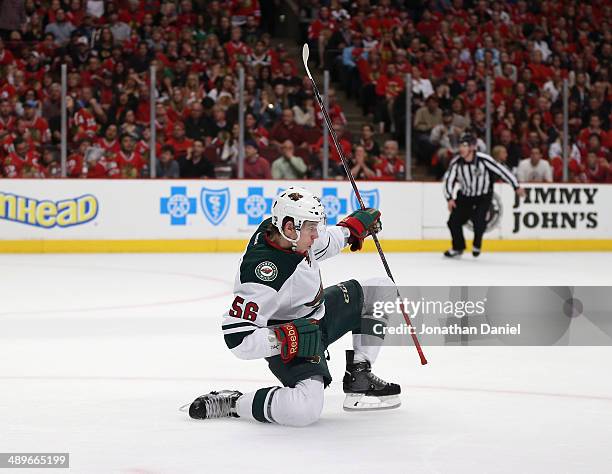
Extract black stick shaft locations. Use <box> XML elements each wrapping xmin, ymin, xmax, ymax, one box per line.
<box><xmin>308</xmin><ymin>79</ymin><xmax>396</xmax><ymax>276</ymax></box>
<box><xmin>304</xmin><ymin>59</ymin><xmax>427</xmax><ymax>365</ymax></box>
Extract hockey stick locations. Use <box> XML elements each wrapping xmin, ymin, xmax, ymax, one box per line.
<box><xmin>302</xmin><ymin>44</ymin><xmax>427</xmax><ymax>365</ymax></box>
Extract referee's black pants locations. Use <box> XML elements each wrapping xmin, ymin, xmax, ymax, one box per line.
<box><xmin>447</xmin><ymin>192</ymin><xmax>492</xmax><ymax>251</ymax></box>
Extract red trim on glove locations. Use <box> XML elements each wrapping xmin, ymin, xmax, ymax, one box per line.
<box><xmin>274</xmin><ymin>322</ymin><xmax>299</xmax><ymax>363</ymax></box>
<box><xmin>337</xmin><ymin>216</ymin><xmax>366</xmax><ymax>238</ymax></box>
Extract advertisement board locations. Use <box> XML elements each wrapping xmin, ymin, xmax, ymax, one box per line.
<box><xmin>0</xmin><ymin>180</ymin><xmax>610</xmax><ymax>252</ymax></box>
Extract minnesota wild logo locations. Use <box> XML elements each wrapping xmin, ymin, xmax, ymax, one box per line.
<box><xmin>255</xmin><ymin>261</ymin><xmax>278</xmax><ymax>282</ymax></box>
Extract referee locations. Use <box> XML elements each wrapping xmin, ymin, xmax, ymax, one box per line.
<box><xmin>443</xmin><ymin>134</ymin><xmax>525</xmax><ymax>258</ymax></box>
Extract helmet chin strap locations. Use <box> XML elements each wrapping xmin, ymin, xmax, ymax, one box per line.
<box><xmin>280</xmin><ymin>225</ymin><xmax>301</xmax><ymax>251</ymax></box>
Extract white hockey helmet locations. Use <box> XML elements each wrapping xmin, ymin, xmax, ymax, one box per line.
<box><xmin>271</xmin><ymin>186</ymin><xmax>326</xmax><ymax>245</ymax></box>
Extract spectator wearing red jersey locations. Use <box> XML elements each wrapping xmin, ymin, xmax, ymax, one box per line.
<box><xmin>374</xmin><ymin>63</ymin><xmax>405</xmax><ymax>134</ymax></box>
<box><xmin>83</xmin><ymin>147</ymin><xmax>108</xmax><ymax>179</ymax></box>
<box><xmin>67</xmin><ymin>138</ymin><xmax>91</xmax><ymax>178</ymax></box>
<box><xmin>461</xmin><ymin>79</ymin><xmax>486</xmax><ymax>113</ymax></box>
<box><xmin>231</xmin><ymin>0</ymin><xmax>260</xmax><ymax>23</ymax></box>
<box><xmin>225</xmin><ymin>26</ymin><xmax>251</xmax><ymax>66</ymax></box>
<box><xmin>243</xmin><ymin>139</ymin><xmax>271</xmax><ymax>179</ymax></box>
<box><xmin>581</xmin><ymin>134</ymin><xmax>610</xmax><ymax>162</ymax></box>
<box><xmin>583</xmin><ymin>152</ymin><xmax>609</xmax><ymax>183</ymax></box>
<box><xmin>2</xmin><ymin>137</ymin><xmax>39</xmax><ymax>178</ymax></box>
<box><xmin>374</xmin><ymin>140</ymin><xmax>405</xmax><ymax>181</ymax></box>
<box><xmin>356</xmin><ymin>50</ymin><xmax>382</xmax><ymax>115</ymax></box>
<box><xmin>495</xmin><ymin>62</ymin><xmax>517</xmax><ymax>98</ymax></box>
<box><xmin>527</xmin><ymin>50</ymin><xmax>552</xmax><ymax>89</ymax></box>
<box><xmin>308</xmin><ymin>6</ymin><xmax>336</xmax><ymax>68</ymax></box>
<box><xmin>0</xmin><ymin>79</ymin><xmax>16</xmax><ymax>103</ymax></box>
<box><xmin>415</xmin><ymin>9</ymin><xmax>439</xmax><ymax>38</ymax></box>
<box><xmin>269</xmin><ymin>108</ymin><xmax>306</xmax><ymax>148</ymax></box>
<box><xmin>578</xmin><ymin>115</ymin><xmax>611</xmax><ymax>150</ymax></box>
<box><xmin>245</xmin><ymin>111</ymin><xmax>270</xmax><ymax>148</ymax></box>
<box><xmin>135</xmin><ymin>126</ymin><xmax>161</xmax><ymax>161</ymax></box>
<box><xmin>166</xmin><ymin>122</ymin><xmax>194</xmax><ymax>159</ymax></box>
<box><xmin>308</xmin><ymin>6</ymin><xmax>333</xmax><ymax>42</ymax></box>
<box><xmin>118</xmin><ymin>0</ymin><xmax>146</xmax><ymax>29</ymax></box>
<box><xmin>177</xmin><ymin>0</ymin><xmax>197</xmax><ymax>28</ymax></box>
<box><xmin>314</xmin><ymin>88</ymin><xmax>346</xmax><ymax>128</ymax></box>
<box><xmin>72</xmin><ymin>94</ymin><xmax>102</xmax><ymax>140</ymax></box>
<box><xmin>114</xmin><ymin>133</ymin><xmax>145</xmax><ymax>178</ymax></box>
<box><xmin>96</xmin><ymin>124</ymin><xmax>121</xmax><ymax>154</ymax></box>
<box><xmin>0</xmin><ymin>98</ymin><xmax>16</xmax><ymax>136</ymax></box>
<box><xmin>24</xmin><ymin>52</ymin><xmax>46</xmax><ymax>85</ymax></box>
<box><xmin>152</xmin><ymin>102</ymin><xmax>174</xmax><ymax>137</ymax></box>
<box><xmin>314</xmin><ymin>120</ymin><xmax>352</xmax><ymax>170</ymax></box>
<box><xmin>22</xmin><ymin>101</ymin><xmax>51</xmax><ymax>144</ymax></box>
<box><xmin>0</xmin><ymin>38</ymin><xmax>15</xmax><ymax>64</ymax></box>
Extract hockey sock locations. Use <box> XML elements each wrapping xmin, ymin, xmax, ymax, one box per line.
<box><xmin>234</xmin><ymin>377</ymin><xmax>324</xmax><ymax>427</ymax></box>
<box><xmin>353</xmin><ymin>277</ymin><xmax>396</xmax><ymax>365</ymax></box>
<box><xmin>353</xmin><ymin>334</ymin><xmax>382</xmax><ymax>364</ymax></box>
<box><xmin>235</xmin><ymin>387</ymin><xmax>280</xmax><ymax>423</ymax></box>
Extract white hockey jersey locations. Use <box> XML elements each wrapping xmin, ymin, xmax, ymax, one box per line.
<box><xmin>221</xmin><ymin>218</ymin><xmax>347</xmax><ymax>360</ymax></box>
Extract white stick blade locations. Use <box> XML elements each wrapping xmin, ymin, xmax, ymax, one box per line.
<box><xmin>302</xmin><ymin>43</ymin><xmax>309</xmax><ymax>66</ymax></box>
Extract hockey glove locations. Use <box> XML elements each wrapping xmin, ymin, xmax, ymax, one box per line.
<box><xmin>337</xmin><ymin>208</ymin><xmax>382</xmax><ymax>251</ymax></box>
<box><xmin>274</xmin><ymin>318</ymin><xmax>321</xmax><ymax>363</ymax></box>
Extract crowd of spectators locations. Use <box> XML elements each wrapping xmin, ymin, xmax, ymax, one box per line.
<box><xmin>0</xmin><ymin>0</ymin><xmax>364</xmax><ymax>180</ymax></box>
<box><xmin>308</xmin><ymin>0</ymin><xmax>611</xmax><ymax>183</ymax></box>
<box><xmin>0</xmin><ymin>0</ymin><xmax>610</xmax><ymax>184</ymax></box>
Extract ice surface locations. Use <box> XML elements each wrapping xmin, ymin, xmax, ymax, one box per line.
<box><xmin>1</xmin><ymin>252</ymin><xmax>612</xmax><ymax>473</ymax></box>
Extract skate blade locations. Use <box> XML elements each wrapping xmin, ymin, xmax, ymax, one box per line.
<box><xmin>179</xmin><ymin>402</ymin><xmax>191</xmax><ymax>413</ymax></box>
<box><xmin>343</xmin><ymin>394</ymin><xmax>401</xmax><ymax>411</ymax></box>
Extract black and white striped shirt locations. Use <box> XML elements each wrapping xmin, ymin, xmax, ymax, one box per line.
<box><xmin>443</xmin><ymin>151</ymin><xmax>519</xmax><ymax>200</ymax></box>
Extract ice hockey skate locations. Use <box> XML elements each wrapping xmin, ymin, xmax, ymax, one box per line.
<box><xmin>443</xmin><ymin>249</ymin><xmax>463</xmax><ymax>258</ymax></box>
<box><xmin>181</xmin><ymin>390</ymin><xmax>242</xmax><ymax>419</ymax></box>
<box><xmin>342</xmin><ymin>350</ymin><xmax>401</xmax><ymax>411</ymax></box>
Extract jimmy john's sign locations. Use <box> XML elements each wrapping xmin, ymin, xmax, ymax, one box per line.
<box><xmin>511</xmin><ymin>186</ymin><xmax>599</xmax><ymax>234</ymax></box>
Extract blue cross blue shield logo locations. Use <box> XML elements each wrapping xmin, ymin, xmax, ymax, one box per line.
<box><xmin>160</xmin><ymin>187</ymin><xmax>197</xmax><ymax>225</ymax></box>
<box><xmin>200</xmin><ymin>187</ymin><xmax>230</xmax><ymax>226</ymax></box>
<box><xmin>350</xmin><ymin>189</ymin><xmax>380</xmax><ymax>211</ymax></box>
<box><xmin>320</xmin><ymin>187</ymin><xmax>347</xmax><ymax>225</ymax></box>
<box><xmin>237</xmin><ymin>187</ymin><xmax>273</xmax><ymax>225</ymax></box>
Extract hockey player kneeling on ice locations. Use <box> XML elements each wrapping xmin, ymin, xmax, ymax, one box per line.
<box><xmin>182</xmin><ymin>186</ymin><xmax>400</xmax><ymax>426</ymax></box>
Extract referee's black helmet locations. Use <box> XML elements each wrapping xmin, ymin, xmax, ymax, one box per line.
<box><xmin>459</xmin><ymin>133</ymin><xmax>477</xmax><ymax>146</ymax></box>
